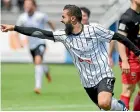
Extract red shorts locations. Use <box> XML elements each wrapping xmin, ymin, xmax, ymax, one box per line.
<box><xmin>120</xmin><ymin>62</ymin><xmax>140</xmax><ymax>84</ymax></box>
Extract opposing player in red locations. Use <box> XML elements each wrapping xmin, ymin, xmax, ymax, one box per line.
<box><xmin>117</xmin><ymin>0</ymin><xmax>140</xmax><ymax>110</ymax></box>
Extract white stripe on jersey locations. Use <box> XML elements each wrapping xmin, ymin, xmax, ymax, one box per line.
<box><xmin>16</xmin><ymin>11</ymin><xmax>48</xmax><ymax>49</ymax></box>
<box><xmin>53</xmin><ymin>23</ymin><xmax>115</xmax><ymax>88</ymax></box>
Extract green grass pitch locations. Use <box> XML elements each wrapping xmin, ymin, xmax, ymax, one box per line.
<box><xmin>1</xmin><ymin>63</ymin><xmax>138</xmax><ymax>111</ymax></box>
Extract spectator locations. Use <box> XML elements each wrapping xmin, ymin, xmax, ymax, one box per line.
<box><xmin>1</xmin><ymin>0</ymin><xmax>12</xmax><ymax>11</ymax></box>
<box><xmin>17</xmin><ymin>0</ymin><xmax>24</xmax><ymax>12</ymax></box>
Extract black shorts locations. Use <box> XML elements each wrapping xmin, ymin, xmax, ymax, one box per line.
<box><xmin>30</xmin><ymin>44</ymin><xmax>46</xmax><ymax>61</ymax></box>
<box><xmin>84</xmin><ymin>77</ymin><xmax>115</xmax><ymax>106</ymax></box>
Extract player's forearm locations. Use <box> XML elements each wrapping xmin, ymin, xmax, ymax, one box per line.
<box><xmin>14</xmin><ymin>26</ymin><xmax>54</xmax><ymax>41</ymax></box>
<box><xmin>112</xmin><ymin>33</ymin><xmax>140</xmax><ymax>56</ymax></box>
<box><xmin>117</xmin><ymin>42</ymin><xmax>128</xmax><ymax>62</ymax></box>
<box><xmin>109</xmin><ymin>40</ymin><xmax>115</xmax><ymax>57</ymax></box>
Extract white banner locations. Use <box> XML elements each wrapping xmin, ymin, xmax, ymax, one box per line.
<box><xmin>0</xmin><ymin>32</ymin><xmax>66</xmax><ymax>63</ymax></box>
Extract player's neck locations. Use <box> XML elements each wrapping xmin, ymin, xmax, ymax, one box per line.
<box><xmin>72</xmin><ymin>23</ymin><xmax>83</xmax><ymax>35</ymax></box>
<box><xmin>131</xmin><ymin>4</ymin><xmax>140</xmax><ymax>13</ymax></box>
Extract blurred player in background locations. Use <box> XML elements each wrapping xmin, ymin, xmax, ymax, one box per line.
<box><xmin>80</xmin><ymin>7</ymin><xmax>91</xmax><ymax>25</ymax></box>
<box><xmin>116</xmin><ymin>0</ymin><xmax>140</xmax><ymax>110</ymax></box>
<box><xmin>2</xmin><ymin>5</ymin><xmax>140</xmax><ymax>110</ymax></box>
<box><xmin>13</xmin><ymin>0</ymin><xmax>55</xmax><ymax>94</ymax></box>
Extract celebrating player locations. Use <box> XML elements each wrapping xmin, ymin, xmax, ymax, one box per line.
<box><xmin>1</xmin><ymin>5</ymin><xmax>140</xmax><ymax>111</ymax></box>
<box><xmin>80</xmin><ymin>7</ymin><xmax>91</xmax><ymax>25</ymax></box>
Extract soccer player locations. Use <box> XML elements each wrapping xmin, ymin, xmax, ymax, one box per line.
<box><xmin>1</xmin><ymin>5</ymin><xmax>140</xmax><ymax>111</ymax></box>
<box><xmin>116</xmin><ymin>0</ymin><xmax>140</xmax><ymax>110</ymax></box>
<box><xmin>13</xmin><ymin>0</ymin><xmax>55</xmax><ymax>94</ymax></box>
<box><xmin>80</xmin><ymin>7</ymin><xmax>91</xmax><ymax>25</ymax></box>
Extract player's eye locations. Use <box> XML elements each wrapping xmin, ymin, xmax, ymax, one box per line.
<box><xmin>62</xmin><ymin>16</ymin><xmax>65</xmax><ymax>19</ymax></box>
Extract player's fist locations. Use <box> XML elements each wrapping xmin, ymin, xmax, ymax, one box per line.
<box><xmin>1</xmin><ymin>24</ymin><xmax>15</xmax><ymax>32</ymax></box>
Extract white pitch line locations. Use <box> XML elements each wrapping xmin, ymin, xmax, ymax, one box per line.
<box><xmin>2</xmin><ymin>102</ymin><xmax>134</xmax><ymax>111</ymax></box>
<box><xmin>2</xmin><ymin>104</ymin><xmax>96</xmax><ymax>110</ymax></box>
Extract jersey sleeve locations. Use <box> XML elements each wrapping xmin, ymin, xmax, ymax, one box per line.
<box><xmin>53</xmin><ymin>30</ymin><xmax>67</xmax><ymax>42</ymax></box>
<box><xmin>93</xmin><ymin>23</ymin><xmax>115</xmax><ymax>43</ymax></box>
<box><xmin>118</xmin><ymin>15</ymin><xmax>131</xmax><ymax>33</ymax></box>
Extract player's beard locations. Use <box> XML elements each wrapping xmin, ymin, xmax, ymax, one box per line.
<box><xmin>65</xmin><ymin>23</ymin><xmax>73</xmax><ymax>35</ymax></box>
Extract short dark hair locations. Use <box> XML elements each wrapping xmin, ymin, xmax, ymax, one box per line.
<box><xmin>80</xmin><ymin>7</ymin><xmax>91</xmax><ymax>18</ymax></box>
<box><xmin>24</xmin><ymin>0</ymin><xmax>37</xmax><ymax>7</ymax></box>
<box><xmin>63</xmin><ymin>5</ymin><xmax>82</xmax><ymax>22</ymax></box>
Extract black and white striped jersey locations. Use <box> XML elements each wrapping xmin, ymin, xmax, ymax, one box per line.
<box><xmin>54</xmin><ymin>23</ymin><xmax>115</xmax><ymax>87</ymax></box>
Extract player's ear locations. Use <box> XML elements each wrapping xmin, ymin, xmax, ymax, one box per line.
<box><xmin>71</xmin><ymin>16</ymin><xmax>76</xmax><ymax>22</ymax></box>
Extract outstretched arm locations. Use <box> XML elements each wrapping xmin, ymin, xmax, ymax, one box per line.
<box><xmin>1</xmin><ymin>24</ymin><xmax>55</xmax><ymax>41</ymax></box>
